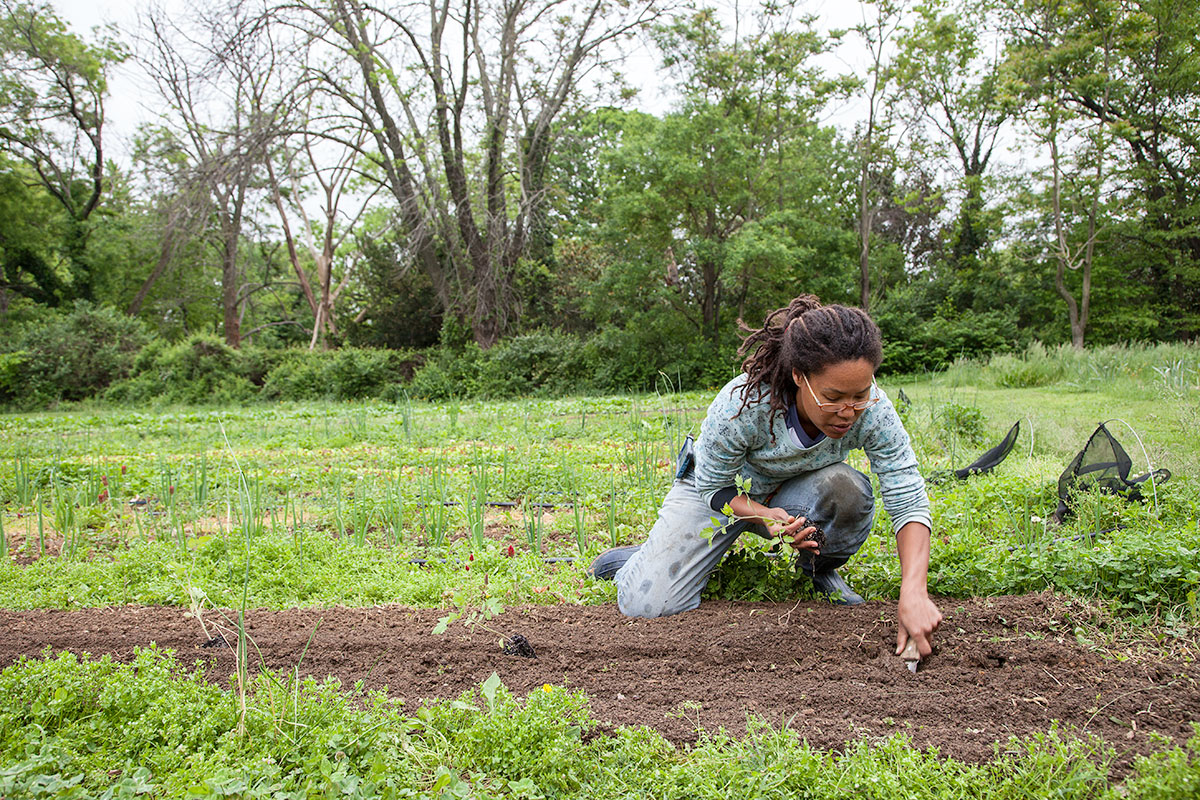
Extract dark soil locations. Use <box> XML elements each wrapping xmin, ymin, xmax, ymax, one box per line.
<box><xmin>1</xmin><ymin>594</ymin><xmax>1197</xmax><ymax>772</ymax></box>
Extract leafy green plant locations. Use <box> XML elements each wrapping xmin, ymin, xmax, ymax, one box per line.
<box><xmin>380</xmin><ymin>475</ymin><xmax>406</xmax><ymax>547</ymax></box>
<box><xmin>607</xmin><ymin>475</ymin><xmax>619</xmax><ymax>548</ymax></box>
<box><xmin>347</xmin><ymin>478</ymin><xmax>375</xmax><ymax>547</ymax></box>
<box><xmin>432</xmin><ymin>583</ymin><xmax>507</xmax><ymax>648</ymax></box>
<box><xmin>571</xmin><ymin>475</ymin><xmax>588</xmax><ymax>556</ymax></box>
<box><xmin>11</xmin><ymin>454</ymin><xmax>34</xmax><ymax>506</ymax></box>
<box><xmin>988</xmin><ymin>346</ymin><xmax>1066</xmax><ymax>388</ymax></box>
<box><xmin>418</xmin><ymin>460</ymin><xmax>452</xmax><ymax>548</ymax></box>
<box><xmin>939</xmin><ymin>402</ymin><xmax>987</xmax><ymax>446</ymax></box>
<box><xmin>464</xmin><ymin>454</ymin><xmax>489</xmax><ymax>551</ymax></box>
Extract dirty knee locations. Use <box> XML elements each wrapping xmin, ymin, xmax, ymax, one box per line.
<box><xmin>616</xmin><ymin>582</ymin><xmax>694</xmax><ymax>618</ymax></box>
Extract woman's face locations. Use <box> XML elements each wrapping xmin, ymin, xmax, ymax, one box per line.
<box><xmin>792</xmin><ymin>358</ymin><xmax>877</xmax><ymax>439</ymax></box>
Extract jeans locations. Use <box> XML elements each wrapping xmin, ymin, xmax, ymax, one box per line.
<box><xmin>614</xmin><ymin>462</ymin><xmax>875</xmax><ymax>618</ymax></box>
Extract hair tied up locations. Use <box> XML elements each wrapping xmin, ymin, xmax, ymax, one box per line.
<box><xmin>733</xmin><ymin>294</ymin><xmax>883</xmax><ymax>434</ymax></box>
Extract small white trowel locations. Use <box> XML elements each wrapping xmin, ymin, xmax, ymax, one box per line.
<box><xmin>901</xmin><ymin>639</ymin><xmax>920</xmax><ymax>673</ymax></box>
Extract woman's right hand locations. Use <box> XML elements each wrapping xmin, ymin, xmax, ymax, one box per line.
<box><xmin>728</xmin><ymin>496</ymin><xmax>820</xmax><ymax>553</ymax></box>
<box><xmin>762</xmin><ymin>508</ymin><xmax>820</xmax><ymax>552</ymax></box>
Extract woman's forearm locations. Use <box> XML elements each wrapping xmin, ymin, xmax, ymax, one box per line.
<box><xmin>726</xmin><ymin>493</ymin><xmax>770</xmax><ymax>524</ymax></box>
<box><xmin>894</xmin><ymin>520</ymin><xmax>941</xmax><ymax>655</ymax></box>
<box><xmin>895</xmin><ymin>520</ymin><xmax>931</xmax><ymax>593</ymax></box>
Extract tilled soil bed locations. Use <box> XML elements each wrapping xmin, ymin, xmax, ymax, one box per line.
<box><xmin>2</xmin><ymin>594</ymin><xmax>1197</xmax><ymax>771</ymax></box>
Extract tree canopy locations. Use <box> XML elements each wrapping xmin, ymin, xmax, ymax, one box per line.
<box><xmin>2</xmin><ymin>0</ymin><xmax>1197</xmax><ymax>383</ymax></box>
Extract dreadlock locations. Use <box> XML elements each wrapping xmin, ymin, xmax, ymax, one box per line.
<box><xmin>735</xmin><ymin>295</ymin><xmax>883</xmax><ymax>430</ymax></box>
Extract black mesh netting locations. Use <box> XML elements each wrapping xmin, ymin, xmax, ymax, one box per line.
<box><xmin>927</xmin><ymin>421</ymin><xmax>1020</xmax><ymax>484</ymax></box>
<box><xmin>955</xmin><ymin>421</ymin><xmax>1020</xmax><ymax>480</ymax></box>
<box><xmin>1050</xmin><ymin>422</ymin><xmax>1170</xmax><ymax>523</ymax></box>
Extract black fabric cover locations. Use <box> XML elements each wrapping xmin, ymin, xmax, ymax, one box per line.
<box><xmin>926</xmin><ymin>421</ymin><xmax>1020</xmax><ymax>484</ymax></box>
<box><xmin>1051</xmin><ymin>423</ymin><xmax>1171</xmax><ymax>523</ymax></box>
<box><xmin>954</xmin><ymin>421</ymin><xmax>1021</xmax><ymax>480</ymax></box>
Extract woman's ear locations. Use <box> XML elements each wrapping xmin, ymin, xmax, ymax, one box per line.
<box><xmin>791</xmin><ymin>368</ymin><xmax>803</xmax><ymax>387</ymax></box>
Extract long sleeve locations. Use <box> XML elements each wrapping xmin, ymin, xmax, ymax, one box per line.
<box><xmin>860</xmin><ymin>400</ymin><xmax>931</xmax><ymax>533</ymax></box>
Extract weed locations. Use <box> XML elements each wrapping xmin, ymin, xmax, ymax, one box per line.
<box><xmin>433</xmin><ymin>581</ymin><xmax>508</xmax><ymax>649</ymax></box>
<box><xmin>347</xmin><ymin>478</ymin><xmax>375</xmax><ymax>547</ymax></box>
<box><xmin>465</xmin><ymin>453</ymin><xmax>489</xmax><ymax>551</ymax></box>
<box><xmin>607</xmin><ymin>475</ymin><xmax>619</xmax><ymax>547</ymax></box>
<box><xmin>523</xmin><ymin>501</ymin><xmax>545</xmax><ymax>554</ymax></box>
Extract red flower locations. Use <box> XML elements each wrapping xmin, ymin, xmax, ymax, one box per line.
<box><xmin>100</xmin><ymin>475</ymin><xmax>108</xmax><ymax>487</ymax></box>
<box><xmin>121</xmin><ymin>465</ymin><xmax>127</xmax><ymax>475</ymax></box>
<box><xmin>505</xmin><ymin>544</ymin><xmax>515</xmax><ymax>558</ymax></box>
<box><xmin>168</xmin><ymin>485</ymin><xmax>175</xmax><ymax>495</ymax></box>
<box><xmin>468</xmin><ymin>553</ymin><xmax>474</xmax><ymax>562</ymax></box>
<box><xmin>98</xmin><ymin>490</ymin><xmax>109</xmax><ymax>503</ymax></box>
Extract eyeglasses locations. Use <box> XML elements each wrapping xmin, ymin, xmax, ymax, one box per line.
<box><xmin>802</xmin><ymin>374</ymin><xmax>880</xmax><ymax>413</ymax></box>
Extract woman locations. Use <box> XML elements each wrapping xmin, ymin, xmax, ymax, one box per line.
<box><xmin>591</xmin><ymin>295</ymin><xmax>942</xmax><ymax>659</ymax></box>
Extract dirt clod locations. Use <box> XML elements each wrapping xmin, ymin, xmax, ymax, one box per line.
<box><xmin>503</xmin><ymin>633</ymin><xmax>537</xmax><ymax>658</ymax></box>
<box><xmin>805</xmin><ymin>524</ymin><xmax>827</xmax><ymax>551</ymax></box>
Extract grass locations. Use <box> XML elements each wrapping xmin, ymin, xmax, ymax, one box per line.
<box><xmin>5</xmin><ymin>346</ymin><xmax>1192</xmax><ymax>618</ymax></box>
<box><xmin>2</xmin><ymin>647</ymin><xmax>1198</xmax><ymax>799</ymax></box>
<box><xmin>1</xmin><ymin>342</ymin><xmax>1199</xmax><ymax>795</ymax></box>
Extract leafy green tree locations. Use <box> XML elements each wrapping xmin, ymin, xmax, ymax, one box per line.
<box><xmin>598</xmin><ymin>7</ymin><xmax>855</xmax><ymax>342</ymax></box>
<box><xmin>1001</xmin><ymin>0</ymin><xmax>1118</xmax><ymax>347</ymax></box>
<box><xmin>0</xmin><ymin>0</ymin><xmax>125</xmax><ymax>302</ymax></box>
<box><xmin>893</xmin><ymin>0</ymin><xmax>1013</xmax><ymax>280</ymax></box>
<box><xmin>0</xmin><ymin>157</ymin><xmax>64</xmax><ymax>308</ymax></box>
<box><xmin>1002</xmin><ymin>0</ymin><xmax>1200</xmax><ymax>340</ymax></box>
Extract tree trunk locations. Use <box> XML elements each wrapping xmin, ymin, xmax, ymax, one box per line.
<box><xmin>1049</xmin><ymin>116</ymin><xmax>1086</xmax><ymax>350</ymax></box>
<box><xmin>219</xmin><ymin>184</ymin><xmax>247</xmax><ymax>348</ymax></box>
<box><xmin>221</xmin><ymin>230</ymin><xmax>241</xmax><ymax>348</ymax></box>
<box><xmin>127</xmin><ymin>236</ymin><xmax>175</xmax><ymax>317</ymax></box>
<box><xmin>858</xmin><ymin>181</ymin><xmax>873</xmax><ymax>312</ymax></box>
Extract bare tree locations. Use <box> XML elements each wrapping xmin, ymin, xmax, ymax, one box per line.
<box><xmin>136</xmin><ymin>0</ymin><xmax>296</xmax><ymax>346</ymax></box>
<box><xmin>291</xmin><ymin>0</ymin><xmax>664</xmax><ymax>347</ymax></box>
<box><xmin>853</xmin><ymin>0</ymin><xmax>904</xmax><ymax>311</ymax></box>
<box><xmin>266</xmin><ymin>95</ymin><xmax>385</xmax><ymax>349</ymax></box>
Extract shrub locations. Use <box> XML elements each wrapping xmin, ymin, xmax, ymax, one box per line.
<box><xmin>0</xmin><ymin>351</ymin><xmax>29</xmax><ymax>407</ymax></box>
<box><xmin>875</xmin><ymin>302</ymin><xmax>1022</xmax><ymax>376</ymax></box>
<box><xmin>474</xmin><ymin>330</ymin><xmax>592</xmax><ymax>398</ymax></box>
<box><xmin>939</xmin><ymin>402</ymin><xmax>987</xmax><ymax>446</ymax></box>
<box><xmin>408</xmin><ymin>343</ymin><xmax>485</xmax><ymax>400</ymax></box>
<box><xmin>988</xmin><ymin>343</ymin><xmax>1066</xmax><ymax>388</ymax></box>
<box><xmin>105</xmin><ymin>335</ymin><xmax>256</xmax><ymax>405</ymax></box>
<box><xmin>579</xmin><ymin>323</ymin><xmax>735</xmax><ymax>394</ymax></box>
<box><xmin>0</xmin><ymin>301</ymin><xmax>149</xmax><ymax>406</ymax></box>
<box><xmin>262</xmin><ymin>348</ymin><xmax>422</xmax><ymax>401</ymax></box>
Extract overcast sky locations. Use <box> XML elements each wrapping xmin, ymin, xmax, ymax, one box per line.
<box><xmin>49</xmin><ymin>0</ymin><xmax>875</xmax><ymax>166</ymax></box>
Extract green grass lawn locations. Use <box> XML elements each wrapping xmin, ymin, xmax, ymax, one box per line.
<box><xmin>1</xmin><ymin>343</ymin><xmax>1198</xmax><ymax>797</ymax></box>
